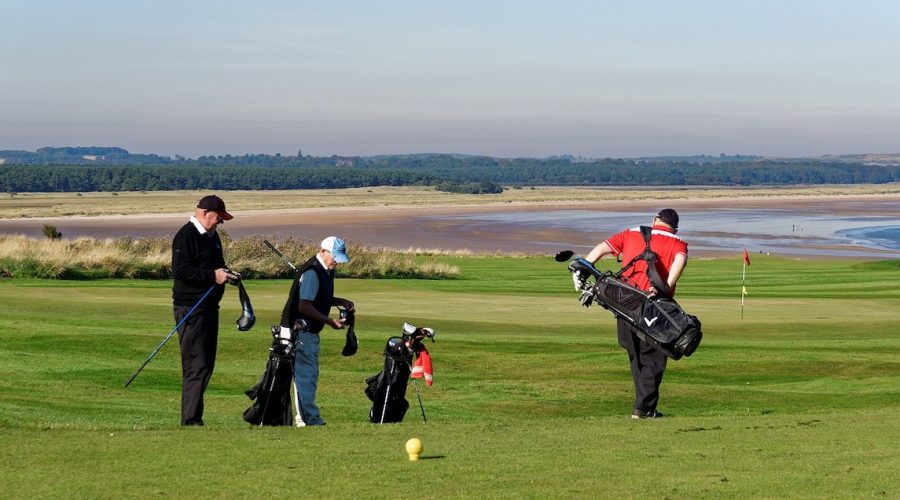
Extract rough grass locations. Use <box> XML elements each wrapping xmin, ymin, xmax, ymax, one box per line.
<box><xmin>0</xmin><ymin>234</ymin><xmax>459</xmax><ymax>280</ymax></box>
<box><xmin>0</xmin><ymin>256</ymin><xmax>898</xmax><ymax>498</ymax></box>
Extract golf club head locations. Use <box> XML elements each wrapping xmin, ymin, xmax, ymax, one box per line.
<box><xmin>236</xmin><ymin>309</ymin><xmax>255</xmax><ymax>331</ymax></box>
<box><xmin>235</xmin><ymin>280</ymin><xmax>255</xmax><ymax>331</ymax></box>
<box><xmin>555</xmin><ymin>250</ymin><xmax>575</xmax><ymax>262</ymax></box>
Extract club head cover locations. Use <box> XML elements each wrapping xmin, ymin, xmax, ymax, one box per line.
<box><xmin>339</xmin><ymin>308</ymin><xmax>357</xmax><ymax>356</ymax></box>
<box><xmin>235</xmin><ymin>280</ymin><xmax>256</xmax><ymax>331</ymax></box>
<box><xmin>341</xmin><ymin>327</ymin><xmax>358</xmax><ymax>356</ymax></box>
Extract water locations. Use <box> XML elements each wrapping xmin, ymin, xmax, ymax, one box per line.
<box><xmin>432</xmin><ymin>208</ymin><xmax>900</xmax><ymax>258</ymax></box>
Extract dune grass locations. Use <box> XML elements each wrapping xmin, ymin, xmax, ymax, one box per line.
<box><xmin>1</xmin><ymin>255</ymin><xmax>898</xmax><ymax>498</ymax></box>
<box><xmin>0</xmin><ymin>234</ymin><xmax>459</xmax><ymax>280</ymax></box>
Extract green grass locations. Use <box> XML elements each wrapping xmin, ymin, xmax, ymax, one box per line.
<box><xmin>1</xmin><ymin>256</ymin><xmax>899</xmax><ymax>498</ymax></box>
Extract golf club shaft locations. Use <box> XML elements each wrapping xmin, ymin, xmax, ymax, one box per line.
<box><xmin>411</xmin><ymin>377</ymin><xmax>428</xmax><ymax>423</ymax></box>
<box><xmin>263</xmin><ymin>239</ymin><xmax>298</xmax><ymax>272</ymax></box>
<box><xmin>123</xmin><ymin>285</ymin><xmax>215</xmax><ymax>388</ymax></box>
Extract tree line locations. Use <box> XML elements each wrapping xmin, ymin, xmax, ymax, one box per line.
<box><xmin>0</xmin><ymin>152</ymin><xmax>896</xmax><ymax>192</ymax></box>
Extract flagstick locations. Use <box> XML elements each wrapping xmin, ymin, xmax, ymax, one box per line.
<box><xmin>741</xmin><ymin>260</ymin><xmax>746</xmax><ymax>319</ymax></box>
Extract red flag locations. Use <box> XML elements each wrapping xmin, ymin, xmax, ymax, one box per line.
<box><xmin>743</xmin><ymin>248</ymin><xmax>751</xmax><ymax>266</ymax></box>
<box><xmin>411</xmin><ymin>347</ymin><xmax>433</xmax><ymax>386</ymax></box>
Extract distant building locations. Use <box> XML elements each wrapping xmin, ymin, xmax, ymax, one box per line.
<box><xmin>335</xmin><ymin>157</ymin><xmax>355</xmax><ymax>167</ymax></box>
<box><xmin>82</xmin><ymin>155</ymin><xmax>101</xmax><ymax>161</ymax></box>
<box><xmin>0</xmin><ymin>158</ymin><xmax>6</xmax><ymax>165</ymax></box>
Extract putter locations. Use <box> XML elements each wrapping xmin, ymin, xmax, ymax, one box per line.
<box><xmin>124</xmin><ymin>285</ymin><xmax>215</xmax><ymax>388</ymax></box>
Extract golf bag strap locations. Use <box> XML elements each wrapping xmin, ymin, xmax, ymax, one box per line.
<box><xmin>615</xmin><ymin>226</ymin><xmax>652</xmax><ymax>278</ymax></box>
<box><xmin>615</xmin><ymin>226</ymin><xmax>672</xmax><ymax>297</ymax></box>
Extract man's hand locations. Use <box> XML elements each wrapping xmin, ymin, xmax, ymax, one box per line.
<box><xmin>336</xmin><ymin>298</ymin><xmax>355</xmax><ymax>312</ymax></box>
<box><xmin>329</xmin><ymin>317</ymin><xmax>346</xmax><ymax>330</ymax></box>
<box><xmin>214</xmin><ymin>268</ymin><xmax>238</xmax><ymax>285</ymax></box>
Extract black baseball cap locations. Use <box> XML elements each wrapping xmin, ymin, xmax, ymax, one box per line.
<box><xmin>197</xmin><ymin>195</ymin><xmax>233</xmax><ymax>220</ymax></box>
<box><xmin>657</xmin><ymin>208</ymin><xmax>679</xmax><ymax>229</ymax></box>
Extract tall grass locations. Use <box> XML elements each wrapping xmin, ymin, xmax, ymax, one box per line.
<box><xmin>0</xmin><ymin>234</ymin><xmax>459</xmax><ymax>280</ymax></box>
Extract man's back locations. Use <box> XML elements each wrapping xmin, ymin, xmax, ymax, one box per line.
<box><xmin>605</xmin><ymin>225</ymin><xmax>687</xmax><ymax>293</ymax></box>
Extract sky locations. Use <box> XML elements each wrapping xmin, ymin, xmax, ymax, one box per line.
<box><xmin>2</xmin><ymin>1</ymin><xmax>899</xmax><ymax>158</ymax></box>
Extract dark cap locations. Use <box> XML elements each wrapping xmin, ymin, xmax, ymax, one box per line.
<box><xmin>197</xmin><ymin>195</ymin><xmax>233</xmax><ymax>220</ymax></box>
<box><xmin>656</xmin><ymin>208</ymin><xmax>679</xmax><ymax>229</ymax></box>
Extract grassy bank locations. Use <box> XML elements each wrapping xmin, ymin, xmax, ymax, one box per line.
<box><xmin>0</xmin><ymin>234</ymin><xmax>458</xmax><ymax>279</ymax></box>
<box><xmin>1</xmin><ymin>255</ymin><xmax>898</xmax><ymax>497</ymax></box>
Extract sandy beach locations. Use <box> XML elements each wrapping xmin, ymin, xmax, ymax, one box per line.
<box><xmin>1</xmin><ymin>188</ymin><xmax>898</xmax><ymax>257</ymax></box>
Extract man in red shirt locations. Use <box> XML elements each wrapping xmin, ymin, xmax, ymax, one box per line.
<box><xmin>584</xmin><ymin>209</ymin><xmax>688</xmax><ymax>419</ymax></box>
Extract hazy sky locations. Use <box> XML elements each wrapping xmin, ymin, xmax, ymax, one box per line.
<box><xmin>2</xmin><ymin>1</ymin><xmax>899</xmax><ymax>158</ymax></box>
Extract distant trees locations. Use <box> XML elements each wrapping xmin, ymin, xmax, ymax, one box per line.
<box><xmin>0</xmin><ymin>151</ymin><xmax>895</xmax><ymax>192</ymax></box>
<box><xmin>435</xmin><ymin>181</ymin><xmax>504</xmax><ymax>194</ymax></box>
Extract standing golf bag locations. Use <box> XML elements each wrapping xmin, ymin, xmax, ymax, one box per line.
<box><xmin>365</xmin><ymin>323</ymin><xmax>435</xmax><ymax>424</ymax></box>
<box><xmin>242</xmin><ymin>325</ymin><xmax>300</xmax><ymax>426</ymax></box>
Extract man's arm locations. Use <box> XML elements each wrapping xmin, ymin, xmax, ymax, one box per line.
<box><xmin>299</xmin><ymin>300</ymin><xmax>344</xmax><ymax>329</ymax></box>
<box><xmin>296</xmin><ymin>268</ymin><xmax>344</xmax><ymax>329</ymax></box>
<box><xmin>667</xmin><ymin>253</ymin><xmax>688</xmax><ymax>290</ymax></box>
<box><xmin>584</xmin><ymin>241</ymin><xmax>614</xmax><ymax>264</ymax></box>
<box><xmin>332</xmin><ymin>296</ymin><xmax>354</xmax><ymax>312</ymax></box>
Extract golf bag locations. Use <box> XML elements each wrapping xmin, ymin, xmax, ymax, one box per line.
<box><xmin>242</xmin><ymin>325</ymin><xmax>299</xmax><ymax>426</ymax></box>
<box><xmin>566</xmin><ymin>228</ymin><xmax>702</xmax><ymax>360</ymax></box>
<box><xmin>365</xmin><ymin>323</ymin><xmax>435</xmax><ymax>423</ymax></box>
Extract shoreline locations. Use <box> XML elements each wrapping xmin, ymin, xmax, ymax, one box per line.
<box><xmin>1</xmin><ymin>187</ymin><xmax>898</xmax><ymax>259</ymax></box>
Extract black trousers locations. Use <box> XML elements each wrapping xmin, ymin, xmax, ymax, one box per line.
<box><xmin>617</xmin><ymin>318</ymin><xmax>667</xmax><ymax>413</ymax></box>
<box><xmin>175</xmin><ymin>306</ymin><xmax>219</xmax><ymax>425</ymax></box>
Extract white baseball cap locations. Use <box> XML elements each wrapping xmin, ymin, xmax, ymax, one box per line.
<box><xmin>321</xmin><ymin>236</ymin><xmax>350</xmax><ymax>263</ymax></box>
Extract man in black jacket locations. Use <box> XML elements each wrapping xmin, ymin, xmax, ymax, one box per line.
<box><xmin>281</xmin><ymin>236</ymin><xmax>354</xmax><ymax>426</ymax></box>
<box><xmin>172</xmin><ymin>195</ymin><xmax>238</xmax><ymax>426</ymax></box>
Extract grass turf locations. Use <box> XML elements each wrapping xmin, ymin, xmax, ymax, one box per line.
<box><xmin>1</xmin><ymin>255</ymin><xmax>898</xmax><ymax>498</ymax></box>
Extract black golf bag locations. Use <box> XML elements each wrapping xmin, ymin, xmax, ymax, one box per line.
<box><xmin>365</xmin><ymin>323</ymin><xmax>435</xmax><ymax>424</ymax></box>
<box><xmin>242</xmin><ymin>325</ymin><xmax>298</xmax><ymax>426</ymax></box>
<box><xmin>566</xmin><ymin>227</ymin><xmax>702</xmax><ymax>360</ymax></box>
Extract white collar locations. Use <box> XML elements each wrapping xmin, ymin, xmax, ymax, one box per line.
<box><xmin>316</xmin><ymin>252</ymin><xmax>328</xmax><ymax>268</ymax></box>
<box><xmin>189</xmin><ymin>215</ymin><xmax>214</xmax><ymax>236</ymax></box>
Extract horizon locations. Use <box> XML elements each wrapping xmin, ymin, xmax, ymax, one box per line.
<box><xmin>3</xmin><ymin>145</ymin><xmax>900</xmax><ymax>161</ymax></box>
<box><xmin>2</xmin><ymin>2</ymin><xmax>900</xmax><ymax>158</ymax></box>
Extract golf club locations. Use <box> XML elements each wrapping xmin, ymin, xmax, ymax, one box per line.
<box><xmin>264</xmin><ymin>239</ymin><xmax>299</xmax><ymax>274</ymax></box>
<box><xmin>124</xmin><ymin>285</ymin><xmax>215</xmax><ymax>388</ymax></box>
<box><xmin>410</xmin><ymin>366</ymin><xmax>428</xmax><ymax>423</ymax></box>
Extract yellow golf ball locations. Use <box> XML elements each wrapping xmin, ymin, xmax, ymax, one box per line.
<box><xmin>405</xmin><ymin>438</ymin><xmax>423</xmax><ymax>460</ymax></box>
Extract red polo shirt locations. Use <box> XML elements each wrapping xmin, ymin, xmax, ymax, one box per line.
<box><xmin>605</xmin><ymin>224</ymin><xmax>688</xmax><ymax>294</ymax></box>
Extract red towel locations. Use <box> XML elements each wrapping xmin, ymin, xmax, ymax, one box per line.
<box><xmin>411</xmin><ymin>347</ymin><xmax>433</xmax><ymax>386</ymax></box>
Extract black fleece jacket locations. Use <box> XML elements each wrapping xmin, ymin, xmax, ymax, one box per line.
<box><xmin>171</xmin><ymin>221</ymin><xmax>226</xmax><ymax>308</ymax></box>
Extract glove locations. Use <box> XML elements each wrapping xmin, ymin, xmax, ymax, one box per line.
<box><xmin>572</xmin><ymin>271</ymin><xmax>587</xmax><ymax>291</ymax></box>
<box><xmin>579</xmin><ymin>289</ymin><xmax>594</xmax><ymax>307</ymax></box>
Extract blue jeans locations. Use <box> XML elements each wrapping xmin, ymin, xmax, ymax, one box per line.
<box><xmin>293</xmin><ymin>331</ymin><xmax>325</xmax><ymax>425</ymax></box>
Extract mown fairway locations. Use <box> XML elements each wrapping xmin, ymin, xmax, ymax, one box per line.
<box><xmin>1</xmin><ymin>255</ymin><xmax>898</xmax><ymax>498</ymax></box>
